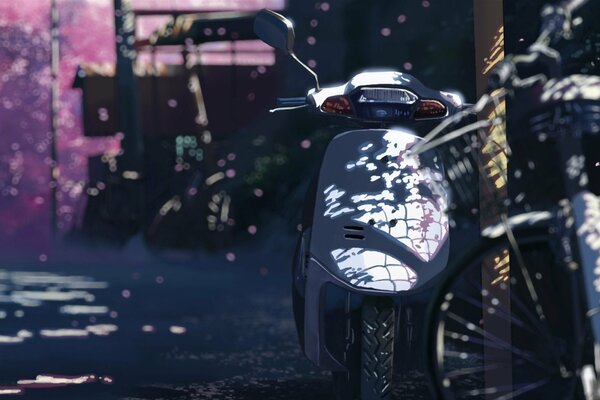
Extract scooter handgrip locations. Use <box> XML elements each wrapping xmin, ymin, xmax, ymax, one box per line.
<box><xmin>276</xmin><ymin>97</ymin><xmax>307</xmax><ymax>107</ymax></box>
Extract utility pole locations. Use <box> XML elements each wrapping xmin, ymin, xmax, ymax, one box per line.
<box><xmin>49</xmin><ymin>0</ymin><xmax>60</xmax><ymax>238</ymax></box>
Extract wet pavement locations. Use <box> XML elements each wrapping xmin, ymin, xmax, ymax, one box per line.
<box><xmin>0</xmin><ymin>248</ymin><xmax>333</xmax><ymax>400</ymax></box>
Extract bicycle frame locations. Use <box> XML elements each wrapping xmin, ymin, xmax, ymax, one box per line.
<box><xmin>512</xmin><ymin>67</ymin><xmax>600</xmax><ymax>351</ymax></box>
<box><xmin>555</xmin><ymin>121</ymin><xmax>600</xmax><ymax>349</ymax></box>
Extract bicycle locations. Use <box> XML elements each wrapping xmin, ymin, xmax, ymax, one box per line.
<box><xmin>411</xmin><ymin>0</ymin><xmax>600</xmax><ymax>398</ymax></box>
<box><xmin>413</xmin><ymin>0</ymin><xmax>600</xmax><ymax>400</ymax></box>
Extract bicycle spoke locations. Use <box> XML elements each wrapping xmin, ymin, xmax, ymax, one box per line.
<box><xmin>501</xmin><ymin>214</ymin><xmax>547</xmax><ymax>323</ymax></box>
<box><xmin>435</xmin><ymin>237</ymin><xmax>581</xmax><ymax>399</ymax></box>
<box><xmin>494</xmin><ymin>378</ymin><xmax>552</xmax><ymax>400</ymax></box>
<box><xmin>470</xmin><ymin>127</ymin><xmax>551</xmax><ymax>328</ymax></box>
<box><xmin>453</xmin><ymin>291</ymin><xmax>537</xmax><ymax>336</ymax></box>
<box><xmin>446</xmin><ymin>312</ymin><xmax>554</xmax><ymax>371</ymax></box>
<box><xmin>445</xmin><ymin>330</ymin><xmax>508</xmax><ymax>352</ymax></box>
<box><xmin>462</xmin><ymin>267</ymin><xmax>564</xmax><ymax>355</ymax></box>
<box><xmin>445</xmin><ymin>363</ymin><xmax>505</xmax><ymax>379</ymax></box>
<box><xmin>456</xmin><ymin>379</ymin><xmax>551</xmax><ymax>399</ymax></box>
<box><xmin>446</xmin><ymin>256</ymin><xmax>569</xmax><ymax>371</ymax></box>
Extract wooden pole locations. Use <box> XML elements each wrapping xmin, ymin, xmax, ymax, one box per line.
<box><xmin>473</xmin><ymin>0</ymin><xmax>511</xmax><ymax>397</ymax></box>
<box><xmin>114</xmin><ymin>0</ymin><xmax>144</xmax><ymax>172</ymax></box>
<box><xmin>111</xmin><ymin>0</ymin><xmax>144</xmax><ymax>232</ymax></box>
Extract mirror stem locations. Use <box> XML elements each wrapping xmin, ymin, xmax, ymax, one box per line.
<box><xmin>290</xmin><ymin>52</ymin><xmax>320</xmax><ymax>91</ymax></box>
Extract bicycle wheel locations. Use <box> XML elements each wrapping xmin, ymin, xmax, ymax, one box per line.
<box><xmin>427</xmin><ymin>228</ymin><xmax>585</xmax><ymax>400</ymax></box>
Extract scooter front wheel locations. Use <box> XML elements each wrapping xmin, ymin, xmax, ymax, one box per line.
<box><xmin>361</xmin><ymin>297</ymin><xmax>395</xmax><ymax>400</ymax></box>
<box><xmin>333</xmin><ymin>297</ymin><xmax>395</xmax><ymax>400</ymax></box>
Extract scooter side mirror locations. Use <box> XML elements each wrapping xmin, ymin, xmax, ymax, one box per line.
<box><xmin>254</xmin><ymin>9</ymin><xmax>295</xmax><ymax>55</ymax></box>
<box><xmin>254</xmin><ymin>9</ymin><xmax>321</xmax><ymax>90</ymax></box>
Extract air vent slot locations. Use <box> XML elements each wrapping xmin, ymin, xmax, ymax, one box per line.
<box><xmin>344</xmin><ymin>225</ymin><xmax>364</xmax><ymax>231</ymax></box>
<box><xmin>344</xmin><ymin>234</ymin><xmax>365</xmax><ymax>240</ymax></box>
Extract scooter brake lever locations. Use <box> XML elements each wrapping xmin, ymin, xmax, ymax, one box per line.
<box><xmin>269</xmin><ymin>104</ymin><xmax>310</xmax><ymax>113</ymax></box>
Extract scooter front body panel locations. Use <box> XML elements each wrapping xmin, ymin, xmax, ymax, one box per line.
<box><xmin>302</xmin><ymin>128</ymin><xmax>451</xmax><ymax>369</ymax></box>
<box><xmin>310</xmin><ymin>128</ymin><xmax>449</xmax><ymax>292</ymax></box>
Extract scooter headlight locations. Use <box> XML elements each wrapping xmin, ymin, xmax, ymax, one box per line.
<box><xmin>330</xmin><ymin>248</ymin><xmax>418</xmax><ymax>292</ymax></box>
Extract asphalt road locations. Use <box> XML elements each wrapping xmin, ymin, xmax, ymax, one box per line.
<box><xmin>0</xmin><ymin>243</ymin><xmax>334</xmax><ymax>400</ymax></box>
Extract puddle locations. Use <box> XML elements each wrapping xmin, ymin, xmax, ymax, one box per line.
<box><xmin>0</xmin><ymin>269</ymin><xmax>117</xmax><ymax>395</ymax></box>
<box><xmin>0</xmin><ymin>374</ymin><xmax>113</xmax><ymax>395</ymax></box>
<box><xmin>0</xmin><ymin>388</ymin><xmax>23</xmax><ymax>395</ymax></box>
<box><xmin>17</xmin><ymin>373</ymin><xmax>113</xmax><ymax>388</ymax></box>
<box><xmin>0</xmin><ymin>268</ymin><xmax>114</xmax><ymax>344</ymax></box>
<box><xmin>60</xmin><ymin>305</ymin><xmax>109</xmax><ymax>315</ymax></box>
<box><xmin>39</xmin><ymin>324</ymin><xmax>118</xmax><ymax>338</ymax></box>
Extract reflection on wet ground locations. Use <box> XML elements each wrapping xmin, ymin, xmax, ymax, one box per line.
<box><xmin>0</xmin><ymin>269</ymin><xmax>117</xmax><ymax>395</ymax></box>
<box><xmin>0</xmin><ymin>259</ymin><xmax>333</xmax><ymax>399</ymax></box>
